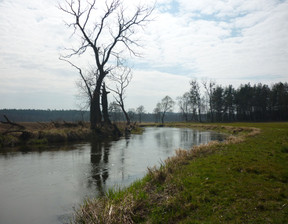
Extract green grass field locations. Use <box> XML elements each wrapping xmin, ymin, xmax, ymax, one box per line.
<box><xmin>73</xmin><ymin>122</ymin><xmax>288</xmax><ymax>224</ymax></box>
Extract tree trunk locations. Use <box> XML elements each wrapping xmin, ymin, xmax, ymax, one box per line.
<box><xmin>209</xmin><ymin>101</ymin><xmax>214</xmax><ymax>122</ymax></box>
<box><xmin>198</xmin><ymin>107</ymin><xmax>202</xmax><ymax>122</ymax></box>
<box><xmin>90</xmin><ymin>90</ymin><xmax>102</xmax><ymax>130</ymax></box>
<box><xmin>90</xmin><ymin>70</ymin><xmax>106</xmax><ymax>130</ymax></box>
<box><xmin>161</xmin><ymin>112</ymin><xmax>166</xmax><ymax>124</ymax></box>
<box><xmin>121</xmin><ymin>105</ymin><xmax>130</xmax><ymax>125</ymax></box>
<box><xmin>102</xmin><ymin>83</ymin><xmax>111</xmax><ymax>125</ymax></box>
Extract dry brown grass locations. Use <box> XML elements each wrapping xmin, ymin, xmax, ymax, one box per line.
<box><xmin>0</xmin><ymin>121</ymin><xmax>91</xmax><ymax>147</ymax></box>
<box><xmin>73</xmin><ymin>193</ymin><xmax>149</xmax><ymax>224</ymax></box>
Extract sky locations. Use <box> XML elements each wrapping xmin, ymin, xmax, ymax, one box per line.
<box><xmin>0</xmin><ymin>0</ymin><xmax>287</xmax><ymax>113</ymax></box>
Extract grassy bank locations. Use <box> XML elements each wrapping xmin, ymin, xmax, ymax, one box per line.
<box><xmin>0</xmin><ymin>122</ymin><xmax>92</xmax><ymax>147</ymax></box>
<box><xmin>73</xmin><ymin>122</ymin><xmax>288</xmax><ymax>223</ymax></box>
<box><xmin>0</xmin><ymin>122</ymin><xmax>143</xmax><ymax>148</ymax></box>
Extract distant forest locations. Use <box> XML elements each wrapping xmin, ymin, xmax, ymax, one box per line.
<box><xmin>177</xmin><ymin>81</ymin><xmax>288</xmax><ymax>122</ymax></box>
<box><xmin>1</xmin><ymin>82</ymin><xmax>287</xmax><ymax>123</ymax></box>
<box><xmin>0</xmin><ymin>109</ymin><xmax>181</xmax><ymax>123</ymax></box>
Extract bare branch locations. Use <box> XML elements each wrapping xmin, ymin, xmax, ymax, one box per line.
<box><xmin>59</xmin><ymin>57</ymin><xmax>93</xmax><ymax>100</ymax></box>
<box><xmin>106</xmin><ymin>66</ymin><xmax>132</xmax><ymax>106</ymax></box>
<box><xmin>103</xmin><ymin>3</ymin><xmax>154</xmax><ymax>65</ymax></box>
<box><xmin>83</xmin><ymin>0</ymin><xmax>96</xmax><ymax>30</ymax></box>
<box><xmin>59</xmin><ymin>0</ymin><xmax>154</xmax><ymax>127</ymax></box>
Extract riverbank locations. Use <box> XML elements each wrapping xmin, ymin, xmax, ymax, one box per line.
<box><xmin>73</xmin><ymin>122</ymin><xmax>288</xmax><ymax>223</ymax></box>
<box><xmin>0</xmin><ymin>122</ymin><xmax>91</xmax><ymax>147</ymax></box>
<box><xmin>0</xmin><ymin>121</ymin><xmax>141</xmax><ymax>148</ymax></box>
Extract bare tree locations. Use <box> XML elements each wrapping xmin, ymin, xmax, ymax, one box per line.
<box><xmin>59</xmin><ymin>0</ymin><xmax>153</xmax><ymax>130</ymax></box>
<box><xmin>177</xmin><ymin>92</ymin><xmax>192</xmax><ymax>122</ymax></box>
<box><xmin>156</xmin><ymin>96</ymin><xmax>175</xmax><ymax>124</ymax></box>
<box><xmin>107</xmin><ymin>66</ymin><xmax>132</xmax><ymax>125</ymax></box>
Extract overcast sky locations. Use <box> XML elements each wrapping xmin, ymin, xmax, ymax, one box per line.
<box><xmin>0</xmin><ymin>0</ymin><xmax>287</xmax><ymax>112</ymax></box>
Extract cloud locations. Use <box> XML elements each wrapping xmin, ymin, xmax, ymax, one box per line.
<box><xmin>0</xmin><ymin>0</ymin><xmax>287</xmax><ymax>111</ymax></box>
<box><xmin>137</xmin><ymin>0</ymin><xmax>288</xmax><ymax>83</ymax></box>
<box><xmin>0</xmin><ymin>0</ymin><xmax>78</xmax><ymax>106</ymax></box>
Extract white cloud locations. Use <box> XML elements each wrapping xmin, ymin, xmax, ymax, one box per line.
<box><xmin>0</xmin><ymin>0</ymin><xmax>78</xmax><ymax>108</ymax></box>
<box><xmin>138</xmin><ymin>0</ymin><xmax>288</xmax><ymax>83</ymax></box>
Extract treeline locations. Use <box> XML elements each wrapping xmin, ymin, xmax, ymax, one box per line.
<box><xmin>0</xmin><ymin>109</ymin><xmax>182</xmax><ymax>123</ymax></box>
<box><xmin>177</xmin><ymin>81</ymin><xmax>288</xmax><ymax>122</ymax></box>
<box><xmin>1</xmin><ymin>82</ymin><xmax>287</xmax><ymax>123</ymax></box>
<box><xmin>0</xmin><ymin>109</ymin><xmax>89</xmax><ymax>122</ymax></box>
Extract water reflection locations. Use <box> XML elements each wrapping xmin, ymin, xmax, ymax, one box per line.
<box><xmin>155</xmin><ymin>129</ymin><xmax>175</xmax><ymax>149</ymax></box>
<box><xmin>155</xmin><ymin>127</ymin><xmax>225</xmax><ymax>152</ymax></box>
<box><xmin>0</xmin><ymin>127</ymin><xmax>226</xmax><ymax>224</ymax></box>
<box><xmin>179</xmin><ymin>128</ymin><xmax>214</xmax><ymax>147</ymax></box>
<box><xmin>89</xmin><ymin>141</ymin><xmax>110</xmax><ymax>195</ymax></box>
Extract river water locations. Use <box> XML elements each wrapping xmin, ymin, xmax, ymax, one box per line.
<box><xmin>0</xmin><ymin>127</ymin><xmax>225</xmax><ymax>224</ymax></box>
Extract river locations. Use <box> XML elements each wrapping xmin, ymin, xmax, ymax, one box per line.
<box><xmin>0</xmin><ymin>127</ymin><xmax>225</xmax><ymax>224</ymax></box>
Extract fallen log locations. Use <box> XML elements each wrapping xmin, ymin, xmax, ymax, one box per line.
<box><xmin>1</xmin><ymin>115</ymin><xmax>25</xmax><ymax>135</ymax></box>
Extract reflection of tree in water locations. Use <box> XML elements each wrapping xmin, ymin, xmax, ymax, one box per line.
<box><xmin>184</xmin><ymin>129</ymin><xmax>209</xmax><ymax>147</ymax></box>
<box><xmin>88</xmin><ymin>137</ymin><xmax>131</xmax><ymax>196</ymax></box>
<box><xmin>155</xmin><ymin>129</ymin><xmax>174</xmax><ymax>151</ymax></box>
<box><xmin>119</xmin><ymin>136</ymin><xmax>130</xmax><ymax>181</ymax></box>
<box><xmin>89</xmin><ymin>140</ymin><xmax>111</xmax><ymax>196</ymax></box>
<box><xmin>180</xmin><ymin>129</ymin><xmax>214</xmax><ymax>149</ymax></box>
<box><xmin>180</xmin><ymin>129</ymin><xmax>198</xmax><ymax>148</ymax></box>
<box><xmin>180</xmin><ymin>129</ymin><xmax>226</xmax><ymax>149</ymax></box>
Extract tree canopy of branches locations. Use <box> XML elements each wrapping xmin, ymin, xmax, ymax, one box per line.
<box><xmin>59</xmin><ymin>0</ymin><xmax>153</xmax><ymax>130</ymax></box>
<box><xmin>177</xmin><ymin>92</ymin><xmax>191</xmax><ymax>122</ymax></box>
<box><xmin>155</xmin><ymin>96</ymin><xmax>175</xmax><ymax>124</ymax></box>
<box><xmin>107</xmin><ymin>66</ymin><xmax>132</xmax><ymax>125</ymax></box>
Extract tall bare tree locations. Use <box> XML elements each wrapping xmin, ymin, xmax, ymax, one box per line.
<box><xmin>59</xmin><ymin>0</ymin><xmax>153</xmax><ymax>130</ymax></box>
<box><xmin>177</xmin><ymin>92</ymin><xmax>192</xmax><ymax>122</ymax></box>
<box><xmin>107</xmin><ymin>66</ymin><xmax>132</xmax><ymax>125</ymax></box>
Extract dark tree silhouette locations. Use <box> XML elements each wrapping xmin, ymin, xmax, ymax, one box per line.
<box><xmin>211</xmin><ymin>85</ymin><xmax>224</xmax><ymax>122</ymax></box>
<box><xmin>101</xmin><ymin>83</ymin><xmax>111</xmax><ymax>124</ymax></box>
<box><xmin>59</xmin><ymin>0</ymin><xmax>153</xmax><ymax>130</ymax></box>
<box><xmin>223</xmin><ymin>85</ymin><xmax>235</xmax><ymax>121</ymax></box>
